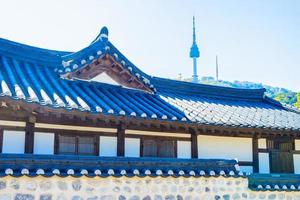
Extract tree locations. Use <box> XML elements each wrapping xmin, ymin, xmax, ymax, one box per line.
<box><xmin>294</xmin><ymin>93</ymin><xmax>300</xmax><ymax>108</ymax></box>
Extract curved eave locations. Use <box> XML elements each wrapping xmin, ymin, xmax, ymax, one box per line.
<box><xmin>0</xmin><ymin>38</ymin><xmax>70</xmax><ymax>66</ymax></box>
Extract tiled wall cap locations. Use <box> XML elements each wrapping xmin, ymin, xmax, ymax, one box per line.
<box><xmin>105</xmin><ymin>46</ymin><xmax>110</xmax><ymax>51</ymax></box>
<box><xmin>97</xmin><ymin>51</ymin><xmax>102</xmax><ymax>55</ymax></box>
<box><xmin>209</xmin><ymin>171</ymin><xmax>216</xmax><ymax>176</ymax></box>
<box><xmin>156</xmin><ymin>170</ymin><xmax>163</xmax><ymax>176</ymax></box>
<box><xmin>257</xmin><ymin>185</ymin><xmax>263</xmax><ymax>189</ymax></box>
<box><xmin>120</xmin><ymin>170</ymin><xmax>127</xmax><ymax>175</ymax></box>
<box><xmin>229</xmin><ymin>171</ymin><xmax>235</xmax><ymax>176</ymax></box>
<box><xmin>52</xmin><ymin>169</ymin><xmax>60</xmax><ymax>175</ymax></box>
<box><xmin>128</xmin><ymin>67</ymin><xmax>133</xmax><ymax>72</ymax></box>
<box><xmin>189</xmin><ymin>170</ymin><xmax>195</xmax><ymax>176</ymax></box>
<box><xmin>178</xmin><ymin>170</ymin><xmax>185</xmax><ymax>176</ymax></box>
<box><xmin>265</xmin><ymin>185</ymin><xmax>271</xmax><ymax>189</ymax></box>
<box><xmin>141</xmin><ymin>113</ymin><xmax>147</xmax><ymax>118</ymax></box>
<box><xmin>219</xmin><ymin>170</ymin><xmax>226</xmax><ymax>176</ymax></box>
<box><xmin>107</xmin><ymin>169</ymin><xmax>114</xmax><ymax>175</ymax></box>
<box><xmin>5</xmin><ymin>168</ymin><xmax>13</xmax><ymax>175</ymax></box>
<box><xmin>171</xmin><ymin>116</ymin><xmax>177</xmax><ymax>120</ymax></box>
<box><xmin>167</xmin><ymin>170</ymin><xmax>174</xmax><ymax>175</ymax></box>
<box><xmin>144</xmin><ymin>170</ymin><xmax>151</xmax><ymax>175</ymax></box>
<box><xmin>274</xmin><ymin>185</ymin><xmax>280</xmax><ymax>190</ymax></box>
<box><xmin>94</xmin><ymin>169</ymin><xmax>101</xmax><ymax>175</ymax></box>
<box><xmin>199</xmin><ymin>170</ymin><xmax>206</xmax><ymax>176</ymax></box>
<box><xmin>36</xmin><ymin>169</ymin><xmax>45</xmax><ymax>175</ymax></box>
<box><xmin>80</xmin><ymin>169</ymin><xmax>88</xmax><ymax>175</ymax></box>
<box><xmin>282</xmin><ymin>185</ymin><xmax>288</xmax><ymax>190</ymax></box>
<box><xmin>67</xmin><ymin>169</ymin><xmax>75</xmax><ymax>175</ymax></box>
<box><xmin>290</xmin><ymin>185</ymin><xmax>296</xmax><ymax>190</ymax></box>
<box><xmin>21</xmin><ymin>168</ymin><xmax>29</xmax><ymax>175</ymax></box>
<box><xmin>133</xmin><ymin>169</ymin><xmax>140</xmax><ymax>175</ymax></box>
<box><xmin>121</xmin><ymin>60</ymin><xmax>126</xmax><ymax>66</ymax></box>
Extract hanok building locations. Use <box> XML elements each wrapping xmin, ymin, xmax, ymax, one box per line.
<box><xmin>0</xmin><ymin>26</ymin><xmax>300</xmax><ymax>199</ymax></box>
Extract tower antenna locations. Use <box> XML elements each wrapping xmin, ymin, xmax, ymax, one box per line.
<box><xmin>216</xmin><ymin>55</ymin><xmax>219</xmax><ymax>81</ymax></box>
<box><xmin>190</xmin><ymin>16</ymin><xmax>200</xmax><ymax>83</ymax></box>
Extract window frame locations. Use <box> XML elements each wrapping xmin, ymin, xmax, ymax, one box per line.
<box><xmin>56</xmin><ymin>133</ymin><xmax>98</xmax><ymax>156</ymax></box>
<box><xmin>140</xmin><ymin>136</ymin><xmax>178</xmax><ymax>158</ymax></box>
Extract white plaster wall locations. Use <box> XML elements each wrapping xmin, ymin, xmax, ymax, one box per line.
<box><xmin>99</xmin><ymin>136</ymin><xmax>117</xmax><ymax>156</ymax></box>
<box><xmin>125</xmin><ymin>138</ymin><xmax>140</xmax><ymax>157</ymax></box>
<box><xmin>258</xmin><ymin>152</ymin><xmax>270</xmax><ymax>174</ymax></box>
<box><xmin>2</xmin><ymin>130</ymin><xmax>25</xmax><ymax>154</ymax></box>
<box><xmin>294</xmin><ymin>154</ymin><xmax>300</xmax><ymax>174</ymax></box>
<box><xmin>177</xmin><ymin>141</ymin><xmax>191</xmax><ymax>159</ymax></box>
<box><xmin>33</xmin><ymin>132</ymin><xmax>54</xmax><ymax>155</ymax></box>
<box><xmin>239</xmin><ymin>166</ymin><xmax>253</xmax><ymax>174</ymax></box>
<box><xmin>258</xmin><ymin>139</ymin><xmax>267</xmax><ymax>149</ymax></box>
<box><xmin>197</xmin><ymin>135</ymin><xmax>253</xmax><ymax>161</ymax></box>
<box><xmin>295</xmin><ymin>139</ymin><xmax>300</xmax><ymax>151</ymax></box>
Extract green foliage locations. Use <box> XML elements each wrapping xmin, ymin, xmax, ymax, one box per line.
<box><xmin>294</xmin><ymin>93</ymin><xmax>300</xmax><ymax>108</ymax></box>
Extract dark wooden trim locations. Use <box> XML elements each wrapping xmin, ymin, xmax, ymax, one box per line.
<box><xmin>24</xmin><ymin>122</ymin><xmax>35</xmax><ymax>154</ymax></box>
<box><xmin>252</xmin><ymin>137</ymin><xmax>259</xmax><ymax>173</ymax></box>
<box><xmin>125</xmin><ymin>134</ymin><xmax>191</xmax><ymax>141</ymax></box>
<box><xmin>0</xmin><ymin>129</ymin><xmax>3</xmax><ymax>153</ymax></box>
<box><xmin>95</xmin><ymin>135</ymin><xmax>100</xmax><ymax>156</ymax></box>
<box><xmin>54</xmin><ymin>132</ymin><xmax>59</xmax><ymax>154</ymax></box>
<box><xmin>238</xmin><ymin>161</ymin><xmax>253</xmax><ymax>166</ymax></box>
<box><xmin>190</xmin><ymin>129</ymin><xmax>198</xmax><ymax>158</ymax></box>
<box><xmin>117</xmin><ymin>124</ymin><xmax>125</xmax><ymax>157</ymax></box>
<box><xmin>258</xmin><ymin>148</ymin><xmax>269</xmax><ymax>153</ymax></box>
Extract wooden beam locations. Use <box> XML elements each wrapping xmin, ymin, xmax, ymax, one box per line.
<box><xmin>25</xmin><ymin>121</ymin><xmax>35</xmax><ymax>154</ymax></box>
<box><xmin>0</xmin><ymin>129</ymin><xmax>3</xmax><ymax>153</ymax></box>
<box><xmin>190</xmin><ymin>129</ymin><xmax>198</xmax><ymax>158</ymax></box>
<box><xmin>117</xmin><ymin>123</ymin><xmax>125</xmax><ymax>157</ymax></box>
<box><xmin>252</xmin><ymin>137</ymin><xmax>259</xmax><ymax>173</ymax></box>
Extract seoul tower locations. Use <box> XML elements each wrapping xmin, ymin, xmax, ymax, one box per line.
<box><xmin>190</xmin><ymin>16</ymin><xmax>200</xmax><ymax>83</ymax></box>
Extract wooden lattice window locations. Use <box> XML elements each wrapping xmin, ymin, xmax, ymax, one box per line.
<box><xmin>142</xmin><ymin>138</ymin><xmax>176</xmax><ymax>158</ymax></box>
<box><xmin>58</xmin><ymin>135</ymin><xmax>96</xmax><ymax>156</ymax></box>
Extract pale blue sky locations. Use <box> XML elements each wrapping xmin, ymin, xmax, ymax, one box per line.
<box><xmin>0</xmin><ymin>0</ymin><xmax>299</xmax><ymax>91</ymax></box>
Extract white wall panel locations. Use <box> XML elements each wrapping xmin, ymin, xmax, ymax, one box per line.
<box><xmin>125</xmin><ymin>138</ymin><xmax>140</xmax><ymax>157</ymax></box>
<box><xmin>258</xmin><ymin>152</ymin><xmax>270</xmax><ymax>174</ymax></box>
<box><xmin>177</xmin><ymin>141</ymin><xmax>191</xmax><ymax>159</ymax></box>
<box><xmin>197</xmin><ymin>135</ymin><xmax>252</xmax><ymax>161</ymax></box>
<box><xmin>295</xmin><ymin>140</ymin><xmax>300</xmax><ymax>151</ymax></box>
<box><xmin>294</xmin><ymin>154</ymin><xmax>300</xmax><ymax>174</ymax></box>
<box><xmin>258</xmin><ymin>139</ymin><xmax>267</xmax><ymax>149</ymax></box>
<box><xmin>99</xmin><ymin>136</ymin><xmax>117</xmax><ymax>156</ymax></box>
<box><xmin>34</xmin><ymin>132</ymin><xmax>54</xmax><ymax>155</ymax></box>
<box><xmin>239</xmin><ymin>166</ymin><xmax>253</xmax><ymax>174</ymax></box>
<box><xmin>2</xmin><ymin>130</ymin><xmax>25</xmax><ymax>153</ymax></box>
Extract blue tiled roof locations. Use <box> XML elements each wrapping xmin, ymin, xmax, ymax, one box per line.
<box><xmin>0</xmin><ymin>27</ymin><xmax>299</xmax><ymax>131</ymax></box>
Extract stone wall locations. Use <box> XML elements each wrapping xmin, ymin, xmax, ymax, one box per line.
<box><xmin>0</xmin><ymin>176</ymin><xmax>299</xmax><ymax>200</ymax></box>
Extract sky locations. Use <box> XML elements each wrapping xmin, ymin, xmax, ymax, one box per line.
<box><xmin>0</xmin><ymin>0</ymin><xmax>299</xmax><ymax>91</ymax></box>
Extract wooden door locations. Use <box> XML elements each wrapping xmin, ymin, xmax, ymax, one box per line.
<box><xmin>268</xmin><ymin>139</ymin><xmax>294</xmax><ymax>173</ymax></box>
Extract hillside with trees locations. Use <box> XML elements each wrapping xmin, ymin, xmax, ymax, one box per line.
<box><xmin>180</xmin><ymin>76</ymin><xmax>300</xmax><ymax>109</ymax></box>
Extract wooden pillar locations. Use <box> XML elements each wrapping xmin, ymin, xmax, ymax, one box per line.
<box><xmin>117</xmin><ymin>123</ymin><xmax>125</xmax><ymax>157</ymax></box>
<box><xmin>252</xmin><ymin>137</ymin><xmax>259</xmax><ymax>173</ymax></box>
<box><xmin>190</xmin><ymin>129</ymin><xmax>198</xmax><ymax>158</ymax></box>
<box><xmin>0</xmin><ymin>129</ymin><xmax>3</xmax><ymax>153</ymax></box>
<box><xmin>25</xmin><ymin>121</ymin><xmax>35</xmax><ymax>154</ymax></box>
